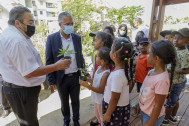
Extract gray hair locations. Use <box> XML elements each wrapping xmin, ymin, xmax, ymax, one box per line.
<box><xmin>58</xmin><ymin>12</ymin><xmax>72</xmax><ymax>23</ymax></box>
<box><xmin>135</xmin><ymin>17</ymin><xmax>142</xmax><ymax>24</ymax></box>
<box><xmin>8</xmin><ymin>6</ymin><xmax>31</xmax><ymax>25</ymax></box>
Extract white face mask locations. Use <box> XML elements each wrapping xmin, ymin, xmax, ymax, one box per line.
<box><xmin>119</xmin><ymin>30</ymin><xmax>126</xmax><ymax>35</ymax></box>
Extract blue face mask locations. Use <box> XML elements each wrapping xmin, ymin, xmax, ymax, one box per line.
<box><xmin>63</xmin><ymin>26</ymin><xmax>74</xmax><ymax>35</ymax></box>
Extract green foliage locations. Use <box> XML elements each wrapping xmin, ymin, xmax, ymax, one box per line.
<box><xmin>106</xmin><ymin>6</ymin><xmax>144</xmax><ymax>26</ymax></box>
<box><xmin>35</xmin><ymin>21</ymin><xmax>49</xmax><ymax>36</ymax></box>
<box><xmin>164</xmin><ymin>16</ymin><xmax>189</xmax><ymax>24</ymax></box>
<box><xmin>58</xmin><ymin>44</ymin><xmax>75</xmax><ymax>57</ymax></box>
<box><xmin>76</xmin><ymin>63</ymin><xmax>92</xmax><ymax>76</ymax></box>
<box><xmin>82</xmin><ymin>32</ymin><xmax>94</xmax><ymax>57</ymax></box>
<box><xmin>32</xmin><ymin>21</ymin><xmax>49</xmax><ymax>65</ymax></box>
<box><xmin>61</xmin><ymin>0</ymin><xmax>144</xmax><ymax>59</ymax></box>
<box><xmin>61</xmin><ymin>0</ymin><xmax>100</xmax><ymax>35</ymax></box>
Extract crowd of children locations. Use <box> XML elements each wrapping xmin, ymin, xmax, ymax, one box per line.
<box><xmin>79</xmin><ymin>26</ymin><xmax>189</xmax><ymax>126</ymax></box>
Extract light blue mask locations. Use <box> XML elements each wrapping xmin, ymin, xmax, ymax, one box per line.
<box><xmin>63</xmin><ymin>26</ymin><xmax>74</xmax><ymax>35</ymax></box>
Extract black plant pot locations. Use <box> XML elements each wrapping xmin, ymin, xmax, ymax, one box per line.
<box><xmin>79</xmin><ymin>76</ymin><xmax>88</xmax><ymax>81</ymax></box>
<box><xmin>84</xmin><ymin>73</ymin><xmax>90</xmax><ymax>77</ymax></box>
<box><xmin>62</xmin><ymin>56</ymin><xmax>71</xmax><ymax>60</ymax></box>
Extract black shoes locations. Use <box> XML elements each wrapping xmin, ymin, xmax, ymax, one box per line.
<box><xmin>63</xmin><ymin>122</ymin><xmax>70</xmax><ymax>126</ymax></box>
<box><xmin>90</xmin><ymin>121</ymin><xmax>99</xmax><ymax>126</ymax></box>
<box><xmin>74</xmin><ymin>121</ymin><xmax>80</xmax><ymax>126</ymax></box>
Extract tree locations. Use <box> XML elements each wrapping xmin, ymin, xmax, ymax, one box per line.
<box><xmin>164</xmin><ymin>16</ymin><xmax>189</xmax><ymax>24</ymax></box>
<box><xmin>61</xmin><ymin>1</ymin><xmax>144</xmax><ymax>57</ymax></box>
<box><xmin>61</xmin><ymin>0</ymin><xmax>100</xmax><ymax>35</ymax></box>
<box><xmin>106</xmin><ymin>6</ymin><xmax>144</xmax><ymax>26</ymax></box>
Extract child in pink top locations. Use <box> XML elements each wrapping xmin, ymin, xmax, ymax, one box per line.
<box><xmin>139</xmin><ymin>40</ymin><xmax>176</xmax><ymax>126</ymax></box>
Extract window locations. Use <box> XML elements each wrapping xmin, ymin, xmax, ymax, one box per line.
<box><xmin>32</xmin><ymin>1</ymin><xmax>36</xmax><ymax>6</ymax></box>
<box><xmin>35</xmin><ymin>20</ymin><xmax>38</xmax><ymax>25</ymax></box>
<box><xmin>46</xmin><ymin>3</ymin><xmax>53</xmax><ymax>8</ymax></box>
<box><xmin>46</xmin><ymin>11</ymin><xmax>56</xmax><ymax>17</ymax></box>
<box><xmin>34</xmin><ymin>11</ymin><xmax>37</xmax><ymax>16</ymax></box>
<box><xmin>40</xmin><ymin>1</ymin><xmax>43</xmax><ymax>6</ymax></box>
<box><xmin>40</xmin><ymin>11</ymin><xmax>43</xmax><ymax>15</ymax></box>
<box><xmin>46</xmin><ymin>3</ymin><xmax>56</xmax><ymax>8</ymax></box>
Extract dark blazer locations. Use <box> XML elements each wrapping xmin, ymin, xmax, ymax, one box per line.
<box><xmin>46</xmin><ymin>31</ymin><xmax>84</xmax><ymax>85</ymax></box>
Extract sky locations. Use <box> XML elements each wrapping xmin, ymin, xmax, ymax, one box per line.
<box><xmin>98</xmin><ymin>0</ymin><xmax>189</xmax><ymax>26</ymax></box>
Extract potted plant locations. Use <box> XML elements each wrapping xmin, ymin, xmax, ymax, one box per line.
<box><xmin>76</xmin><ymin>63</ymin><xmax>92</xmax><ymax>81</ymax></box>
<box><xmin>57</xmin><ymin>44</ymin><xmax>75</xmax><ymax>59</ymax></box>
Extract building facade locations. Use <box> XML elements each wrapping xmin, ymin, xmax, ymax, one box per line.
<box><xmin>0</xmin><ymin>0</ymin><xmax>62</xmax><ymax>34</ymax></box>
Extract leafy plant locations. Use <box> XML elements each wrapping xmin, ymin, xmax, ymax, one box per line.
<box><xmin>58</xmin><ymin>44</ymin><xmax>75</xmax><ymax>59</ymax></box>
<box><xmin>76</xmin><ymin>63</ymin><xmax>92</xmax><ymax>81</ymax></box>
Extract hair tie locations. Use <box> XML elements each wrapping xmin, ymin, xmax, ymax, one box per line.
<box><xmin>125</xmin><ymin>51</ymin><xmax>128</xmax><ymax>53</ymax></box>
<box><xmin>124</xmin><ymin>58</ymin><xmax>128</xmax><ymax>61</ymax></box>
<box><xmin>130</xmin><ymin>57</ymin><xmax>133</xmax><ymax>59</ymax></box>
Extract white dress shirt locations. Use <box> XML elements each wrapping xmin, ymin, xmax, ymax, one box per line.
<box><xmin>0</xmin><ymin>25</ymin><xmax>46</xmax><ymax>87</ymax></box>
<box><xmin>60</xmin><ymin>32</ymin><xmax>78</xmax><ymax>74</ymax></box>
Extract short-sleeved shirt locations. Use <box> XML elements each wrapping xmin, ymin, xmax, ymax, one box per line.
<box><xmin>0</xmin><ymin>25</ymin><xmax>46</xmax><ymax>87</ymax></box>
<box><xmin>139</xmin><ymin>69</ymin><xmax>170</xmax><ymax>117</ymax></box>
<box><xmin>104</xmin><ymin>69</ymin><xmax>129</xmax><ymax>106</ymax></box>
<box><xmin>168</xmin><ymin>49</ymin><xmax>189</xmax><ymax>84</ymax></box>
<box><xmin>135</xmin><ymin>53</ymin><xmax>151</xmax><ymax>83</ymax></box>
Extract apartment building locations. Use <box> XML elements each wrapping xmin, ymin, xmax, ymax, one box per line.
<box><xmin>0</xmin><ymin>0</ymin><xmax>62</xmax><ymax>34</ymax></box>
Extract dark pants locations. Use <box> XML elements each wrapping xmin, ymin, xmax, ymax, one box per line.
<box><xmin>0</xmin><ymin>80</ymin><xmax>10</xmax><ymax>110</ymax></box>
<box><xmin>137</xmin><ymin>82</ymin><xmax>142</xmax><ymax>93</ymax></box>
<box><xmin>57</xmin><ymin>73</ymin><xmax>80</xmax><ymax>124</ymax></box>
<box><xmin>3</xmin><ymin>84</ymin><xmax>41</xmax><ymax>126</ymax></box>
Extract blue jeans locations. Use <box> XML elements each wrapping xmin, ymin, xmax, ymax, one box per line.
<box><xmin>141</xmin><ymin>111</ymin><xmax>165</xmax><ymax>126</ymax></box>
<box><xmin>166</xmin><ymin>80</ymin><xmax>186</xmax><ymax>107</ymax></box>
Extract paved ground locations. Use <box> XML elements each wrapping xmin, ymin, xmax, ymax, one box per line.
<box><xmin>0</xmin><ymin>89</ymin><xmax>94</xmax><ymax>126</ymax></box>
<box><xmin>1</xmin><ymin>75</ymin><xmax>189</xmax><ymax>126</ymax></box>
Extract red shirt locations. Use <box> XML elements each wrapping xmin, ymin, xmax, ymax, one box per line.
<box><xmin>135</xmin><ymin>53</ymin><xmax>151</xmax><ymax>83</ymax></box>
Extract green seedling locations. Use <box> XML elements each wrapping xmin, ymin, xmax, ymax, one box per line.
<box><xmin>76</xmin><ymin>63</ymin><xmax>92</xmax><ymax>81</ymax></box>
<box><xmin>57</xmin><ymin>44</ymin><xmax>75</xmax><ymax>59</ymax></box>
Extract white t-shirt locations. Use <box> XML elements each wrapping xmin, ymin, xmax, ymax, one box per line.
<box><xmin>104</xmin><ymin>69</ymin><xmax>129</xmax><ymax>106</ymax></box>
<box><xmin>0</xmin><ymin>25</ymin><xmax>46</xmax><ymax>87</ymax></box>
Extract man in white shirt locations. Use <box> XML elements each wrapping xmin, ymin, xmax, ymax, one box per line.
<box><xmin>132</xmin><ymin>18</ymin><xmax>149</xmax><ymax>42</ymax></box>
<box><xmin>0</xmin><ymin>6</ymin><xmax>71</xmax><ymax>126</ymax></box>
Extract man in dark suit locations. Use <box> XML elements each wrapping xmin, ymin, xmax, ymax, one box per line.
<box><xmin>46</xmin><ymin>12</ymin><xmax>84</xmax><ymax>126</ymax></box>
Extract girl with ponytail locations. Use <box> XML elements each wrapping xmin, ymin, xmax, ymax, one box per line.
<box><xmin>103</xmin><ymin>38</ymin><xmax>134</xmax><ymax>126</ymax></box>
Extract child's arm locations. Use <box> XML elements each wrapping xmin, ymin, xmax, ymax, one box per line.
<box><xmin>143</xmin><ymin>94</ymin><xmax>167</xmax><ymax>126</ymax></box>
<box><xmin>80</xmin><ymin>72</ymin><xmax>109</xmax><ymax>94</ymax></box>
<box><xmin>175</xmin><ymin>68</ymin><xmax>189</xmax><ymax>74</ymax></box>
<box><xmin>167</xmin><ymin>68</ymin><xmax>189</xmax><ymax>74</ymax></box>
<box><xmin>129</xmin><ymin>79</ymin><xmax>135</xmax><ymax>93</ymax></box>
<box><xmin>103</xmin><ymin>92</ymin><xmax>120</xmax><ymax>123</ymax></box>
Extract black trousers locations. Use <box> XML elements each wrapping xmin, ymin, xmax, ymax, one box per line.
<box><xmin>57</xmin><ymin>73</ymin><xmax>80</xmax><ymax>124</ymax></box>
<box><xmin>3</xmin><ymin>85</ymin><xmax>41</xmax><ymax>126</ymax></box>
<box><xmin>136</xmin><ymin>82</ymin><xmax>142</xmax><ymax>93</ymax></box>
